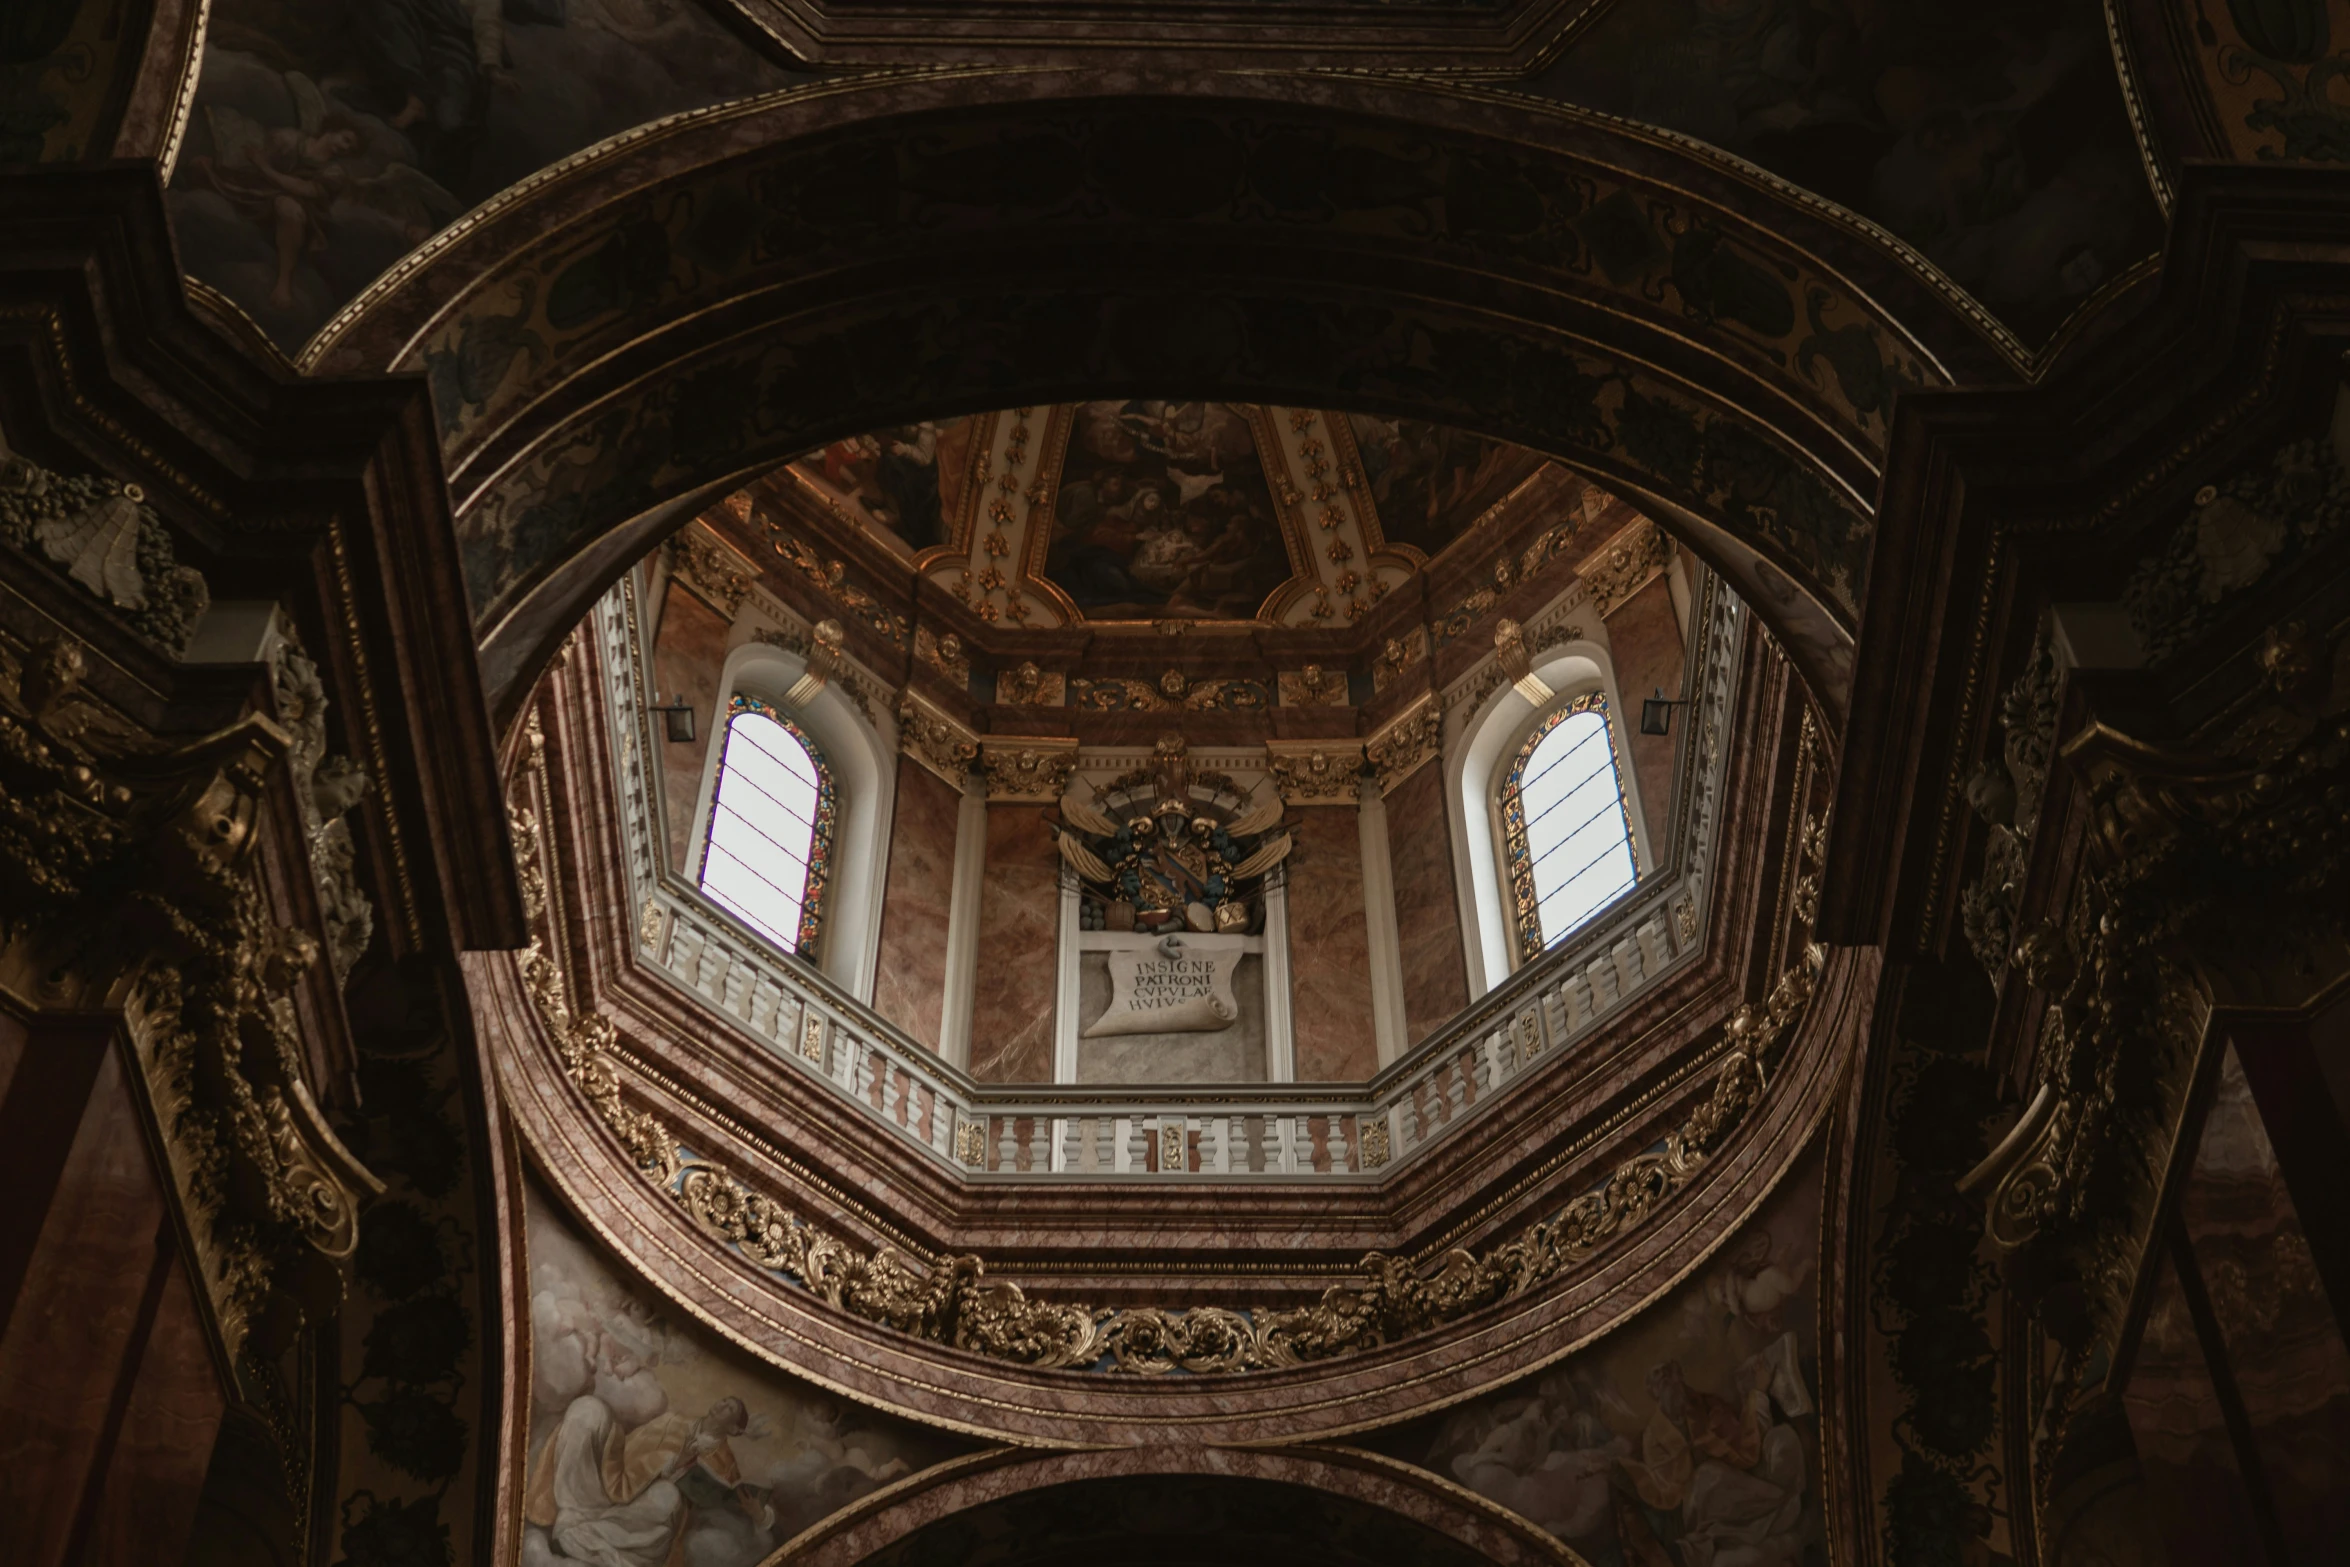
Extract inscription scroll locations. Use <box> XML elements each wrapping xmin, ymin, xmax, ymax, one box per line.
<box><xmin>1083</xmin><ymin>935</ymin><xmax>1246</xmax><ymax>1037</ymax></box>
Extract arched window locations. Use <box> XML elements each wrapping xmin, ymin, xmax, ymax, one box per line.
<box><xmin>1499</xmin><ymin>693</ymin><xmax>1638</xmax><ymax>960</ymax></box>
<box><xmin>699</xmin><ymin>695</ymin><xmax>836</xmax><ymax>959</ymax></box>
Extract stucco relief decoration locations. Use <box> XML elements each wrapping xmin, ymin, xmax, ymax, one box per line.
<box><xmin>2123</xmin><ymin>428</ymin><xmax>2350</xmax><ymax>662</ymax></box>
<box><xmin>1368</xmin><ymin>697</ymin><xmax>1444</xmax><ymax>792</ymax></box>
<box><xmin>1050</xmin><ymin>736</ymin><xmax>1292</xmax><ymax>937</ymax></box>
<box><xmin>1578</xmin><ymin>517</ymin><xmax>1675</xmax><ymax>616</ymax></box>
<box><xmin>895</xmin><ymin>692</ymin><xmax>977</xmax><ymax>789</ymax></box>
<box><xmin>1267</xmin><ymin>742</ymin><xmax>1366</xmax><ymax>804</ymax></box>
<box><xmin>270</xmin><ymin>635</ymin><xmax>375</xmax><ymax>982</ymax></box>
<box><xmin>980</xmin><ymin>738</ymin><xmax>1079</xmax><ymax>801</ymax></box>
<box><xmin>670</xmin><ymin>526</ymin><xmax>755</xmax><ymax>620</ymax></box>
<box><xmin>996</xmin><ymin>660</ymin><xmax>1064</xmax><ymax>707</ymax></box>
<box><xmin>1277</xmin><ymin>665</ymin><xmax>1347</xmax><ymax>707</ymax></box>
<box><xmin>0</xmin><ymin>443</ymin><xmax>211</xmax><ymax>653</ymax></box>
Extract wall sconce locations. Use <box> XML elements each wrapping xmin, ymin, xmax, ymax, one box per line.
<box><xmin>1639</xmin><ymin>687</ymin><xmax>1690</xmax><ymax>736</ymax></box>
<box><xmin>651</xmin><ymin>699</ymin><xmax>696</xmax><ymax>743</ymax></box>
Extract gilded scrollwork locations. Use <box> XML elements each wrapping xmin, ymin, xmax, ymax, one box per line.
<box><xmin>0</xmin><ymin>634</ymin><xmax>382</xmax><ymax>1360</ymax></box>
<box><xmin>510</xmin><ymin>737</ymin><xmax>1828</xmax><ymax>1374</ymax></box>
<box><xmin>1575</xmin><ymin>517</ymin><xmax>1675</xmax><ymax>617</ymax></box>
<box><xmin>980</xmin><ymin>738</ymin><xmax>1080</xmax><ymax>801</ymax></box>
<box><xmin>1266</xmin><ymin>742</ymin><xmax>1365</xmax><ymax>803</ymax></box>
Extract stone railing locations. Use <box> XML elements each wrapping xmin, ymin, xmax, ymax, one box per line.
<box><xmin>587</xmin><ymin>575</ymin><xmax>1743</xmax><ymax>1181</ymax></box>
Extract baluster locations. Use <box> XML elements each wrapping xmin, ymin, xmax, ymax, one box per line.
<box><xmin>1026</xmin><ymin>1118</ymin><xmax>1050</xmax><ymax>1173</ymax></box>
<box><xmin>1060</xmin><ymin>1116</ymin><xmax>1082</xmax><ymax>1173</ymax></box>
<box><xmin>1564</xmin><ymin>970</ymin><xmax>1595</xmax><ymax>1027</ymax></box>
<box><xmin>1586</xmin><ymin>953</ymin><xmax>1620</xmax><ymax>1010</ymax></box>
<box><xmin>1127</xmin><ymin>1117</ymin><xmax>1151</xmax><ymax>1173</ymax></box>
<box><xmin>995</xmin><ymin>1117</ymin><xmax>1017</xmax><ymax>1172</ymax></box>
<box><xmin>1638</xmin><ymin>915</ymin><xmax>1671</xmax><ymax>970</ymax></box>
<box><xmin>1200</xmin><ymin>1116</ymin><xmax>1221</xmax><ymax>1174</ymax></box>
<box><xmin>1095</xmin><ymin>1117</ymin><xmax>1115</xmax><ymax>1175</ymax></box>
<box><xmin>1611</xmin><ymin>936</ymin><xmax>1642</xmax><ymax>997</ymax></box>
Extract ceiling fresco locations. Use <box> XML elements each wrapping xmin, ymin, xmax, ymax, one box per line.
<box><xmin>159</xmin><ymin>0</ymin><xmax>2159</xmax><ymax>357</ymax></box>
<box><xmin>779</xmin><ymin>401</ymin><xmax>1557</xmax><ymax>625</ymax></box>
<box><xmin>166</xmin><ymin>0</ymin><xmax>788</xmax><ymax>348</ymax></box>
<box><xmin>1532</xmin><ymin>0</ymin><xmax>2164</xmax><ymax>345</ymax></box>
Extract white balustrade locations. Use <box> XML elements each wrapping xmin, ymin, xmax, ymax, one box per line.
<box><xmin>581</xmin><ymin>578</ymin><xmax>1745</xmax><ymax>1182</ymax></box>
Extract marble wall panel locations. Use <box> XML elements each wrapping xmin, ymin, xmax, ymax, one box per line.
<box><xmin>1286</xmin><ymin>807</ymin><xmax>1379</xmax><ymax>1081</ymax></box>
<box><xmin>1076</xmin><ymin>953</ymin><xmax>1267</xmax><ymax>1083</ymax></box>
<box><xmin>1386</xmin><ymin>763</ymin><xmax>1469</xmax><ymax>1047</ymax></box>
<box><xmin>0</xmin><ymin>1044</ymin><xmax>175</xmax><ymax>1567</ymax></box>
<box><xmin>520</xmin><ymin>1178</ymin><xmax>967</xmax><ymax>1567</ymax></box>
<box><xmin>2177</xmin><ymin>1045</ymin><xmax>2350</xmax><ymax>1559</ymax></box>
<box><xmin>650</xmin><ymin>581</ymin><xmax>731</xmax><ymax>873</ymax></box>
<box><xmin>80</xmin><ymin>1257</ymin><xmax>227</xmax><ymax>1567</ymax></box>
<box><xmin>1603</xmin><ymin>574</ymin><xmax>1687</xmax><ymax>859</ymax></box>
<box><xmin>2122</xmin><ymin>1250</ymin><xmax>2269</xmax><ymax>1566</ymax></box>
<box><xmin>969</xmin><ymin>808</ymin><xmax>1060</xmax><ymax>1083</ymax></box>
<box><xmin>871</xmin><ymin>759</ymin><xmax>959</xmax><ymax>1051</ymax></box>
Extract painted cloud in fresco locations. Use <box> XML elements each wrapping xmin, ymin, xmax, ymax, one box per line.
<box><xmin>518</xmin><ymin>1181</ymin><xmax>965</xmax><ymax>1567</ymax></box>
<box><xmin>167</xmin><ymin>0</ymin><xmax>789</xmax><ymax>352</ymax></box>
<box><xmin>1367</xmin><ymin>1140</ymin><xmax>1826</xmax><ymax>1567</ymax></box>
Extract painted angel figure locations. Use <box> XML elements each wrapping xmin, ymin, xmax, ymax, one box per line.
<box><xmin>193</xmin><ymin>73</ymin><xmax>460</xmax><ymax>308</ymax></box>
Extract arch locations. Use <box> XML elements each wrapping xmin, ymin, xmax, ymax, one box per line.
<box><xmin>782</xmin><ymin>1445</ymin><xmax>1580</xmax><ymax>1567</ymax></box>
<box><xmin>691</xmin><ymin>637</ymin><xmax>896</xmax><ymax>1000</ymax></box>
<box><xmin>288</xmin><ymin>69</ymin><xmax>2005</xmax><ymax>730</ymax></box>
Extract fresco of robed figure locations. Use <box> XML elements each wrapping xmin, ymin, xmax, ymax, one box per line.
<box><xmin>1367</xmin><ymin>1141</ymin><xmax>1827</xmax><ymax>1567</ymax></box>
<box><xmin>518</xmin><ymin>1181</ymin><xmax>965</xmax><ymax>1567</ymax></box>
<box><xmin>1044</xmin><ymin>400</ymin><xmax>1295</xmax><ymax>621</ymax></box>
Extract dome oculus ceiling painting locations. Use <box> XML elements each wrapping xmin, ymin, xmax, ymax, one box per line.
<box><xmin>5</xmin><ymin>4</ymin><xmax>2350</xmax><ymax>1567</ymax></box>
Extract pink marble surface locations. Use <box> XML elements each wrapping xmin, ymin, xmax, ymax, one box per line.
<box><xmin>1286</xmin><ymin>807</ymin><xmax>1379</xmax><ymax>1081</ymax></box>
<box><xmin>872</xmin><ymin>759</ymin><xmax>960</xmax><ymax>1050</ymax></box>
<box><xmin>1386</xmin><ymin>763</ymin><xmax>1469</xmax><ymax>1046</ymax></box>
<box><xmin>1605</xmin><ymin>575</ymin><xmax>1687</xmax><ymax>858</ymax></box>
<box><xmin>968</xmin><ymin>807</ymin><xmax>1059</xmax><ymax>1082</ymax></box>
<box><xmin>0</xmin><ymin>1046</ymin><xmax>171</xmax><ymax>1567</ymax></box>
<box><xmin>650</xmin><ymin>580</ymin><xmax>729</xmax><ymax>871</ymax></box>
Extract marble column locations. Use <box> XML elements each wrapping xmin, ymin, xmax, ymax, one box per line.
<box><xmin>1356</xmin><ymin>781</ymin><xmax>1409</xmax><ymax>1069</ymax></box>
<box><xmin>968</xmin><ymin>806</ymin><xmax>1060</xmax><ymax>1083</ymax></box>
<box><xmin>871</xmin><ymin>757</ymin><xmax>961</xmax><ymax>1052</ymax></box>
<box><xmin>1283</xmin><ymin>808</ymin><xmax>1379</xmax><ymax>1081</ymax></box>
<box><xmin>937</xmin><ymin>775</ymin><xmax>989</xmax><ymax>1070</ymax></box>
<box><xmin>1384</xmin><ymin>761</ymin><xmax>1471</xmax><ymax>1047</ymax></box>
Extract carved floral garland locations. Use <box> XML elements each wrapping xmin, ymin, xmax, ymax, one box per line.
<box><xmin>511</xmin><ymin>723</ymin><xmax>1826</xmax><ymax>1375</ymax></box>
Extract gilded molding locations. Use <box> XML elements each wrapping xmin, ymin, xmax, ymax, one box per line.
<box><xmin>0</xmin><ymin>442</ymin><xmax>210</xmax><ymax>653</ymax></box>
<box><xmin>895</xmin><ymin>690</ymin><xmax>978</xmax><ymax>790</ymax></box>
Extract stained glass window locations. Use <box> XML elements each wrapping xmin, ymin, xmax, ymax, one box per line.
<box><xmin>1499</xmin><ymin>693</ymin><xmax>1638</xmax><ymax>960</ymax></box>
<box><xmin>698</xmin><ymin>695</ymin><xmax>835</xmax><ymax>959</ymax></box>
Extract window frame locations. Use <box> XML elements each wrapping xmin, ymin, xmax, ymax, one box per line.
<box><xmin>1496</xmin><ymin>690</ymin><xmax>1640</xmax><ymax>962</ymax></box>
<box><xmin>697</xmin><ymin>693</ymin><xmax>838</xmax><ymax>961</ymax></box>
